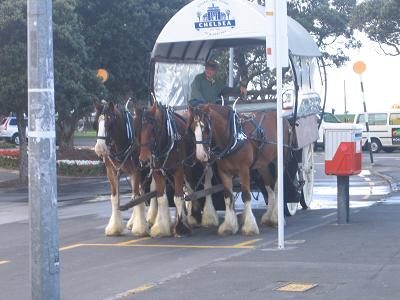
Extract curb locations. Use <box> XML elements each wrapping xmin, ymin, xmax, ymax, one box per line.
<box><xmin>371</xmin><ymin>170</ymin><xmax>399</xmax><ymax>193</ymax></box>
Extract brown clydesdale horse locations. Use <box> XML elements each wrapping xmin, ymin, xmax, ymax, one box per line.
<box><xmin>188</xmin><ymin>103</ymin><xmax>291</xmax><ymax>236</ymax></box>
<box><xmin>93</xmin><ymin>101</ymin><xmax>152</xmax><ymax>237</ymax></box>
<box><xmin>138</xmin><ymin>103</ymin><xmax>219</xmax><ymax>237</ymax></box>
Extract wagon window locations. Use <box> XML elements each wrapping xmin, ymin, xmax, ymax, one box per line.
<box><xmin>389</xmin><ymin>113</ymin><xmax>400</xmax><ymax>125</ymax></box>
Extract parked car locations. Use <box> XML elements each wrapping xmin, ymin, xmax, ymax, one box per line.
<box><xmin>0</xmin><ymin>116</ymin><xmax>27</xmax><ymax>145</ymax></box>
<box><xmin>353</xmin><ymin>110</ymin><xmax>400</xmax><ymax>153</ymax></box>
<box><xmin>315</xmin><ymin>112</ymin><xmax>343</xmax><ymax>149</ymax></box>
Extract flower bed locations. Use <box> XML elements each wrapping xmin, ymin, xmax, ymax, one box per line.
<box><xmin>0</xmin><ymin>147</ymin><xmax>105</xmax><ymax>176</ymax></box>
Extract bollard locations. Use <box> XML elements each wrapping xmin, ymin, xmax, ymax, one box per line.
<box><xmin>337</xmin><ymin>176</ymin><xmax>350</xmax><ymax>224</ymax></box>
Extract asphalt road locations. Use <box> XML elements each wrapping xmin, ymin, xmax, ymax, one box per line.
<box><xmin>0</xmin><ymin>151</ymin><xmax>399</xmax><ymax>299</ymax></box>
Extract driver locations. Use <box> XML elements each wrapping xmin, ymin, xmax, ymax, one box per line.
<box><xmin>189</xmin><ymin>60</ymin><xmax>247</xmax><ymax>106</ymax></box>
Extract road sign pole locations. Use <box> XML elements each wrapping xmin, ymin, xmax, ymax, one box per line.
<box><xmin>266</xmin><ymin>0</ymin><xmax>288</xmax><ymax>250</ymax></box>
<box><xmin>27</xmin><ymin>1</ymin><xmax>60</xmax><ymax>299</ymax></box>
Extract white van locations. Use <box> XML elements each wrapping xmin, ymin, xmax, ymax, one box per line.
<box><xmin>353</xmin><ymin>110</ymin><xmax>400</xmax><ymax>153</ymax></box>
<box><xmin>315</xmin><ymin>112</ymin><xmax>343</xmax><ymax>149</ymax></box>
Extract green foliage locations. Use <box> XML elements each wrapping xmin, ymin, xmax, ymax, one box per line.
<box><xmin>0</xmin><ymin>0</ymin><xmax>27</xmax><ymax>115</ymax></box>
<box><xmin>352</xmin><ymin>0</ymin><xmax>400</xmax><ymax>56</ymax></box>
<box><xmin>287</xmin><ymin>0</ymin><xmax>359</xmax><ymax>66</ymax></box>
<box><xmin>76</xmin><ymin>0</ymin><xmax>189</xmax><ymax>103</ymax></box>
<box><xmin>56</xmin><ymin>162</ymin><xmax>105</xmax><ymax>176</ymax></box>
<box><xmin>0</xmin><ymin>156</ymin><xmax>19</xmax><ymax>169</ymax></box>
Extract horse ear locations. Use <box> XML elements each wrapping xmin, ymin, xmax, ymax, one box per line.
<box><xmin>108</xmin><ymin>101</ymin><xmax>115</xmax><ymax>112</ymax></box>
<box><xmin>94</xmin><ymin>100</ymin><xmax>102</xmax><ymax>112</ymax></box>
<box><xmin>204</xmin><ymin>103</ymin><xmax>211</xmax><ymax>112</ymax></box>
<box><xmin>150</xmin><ymin>103</ymin><xmax>157</xmax><ymax>114</ymax></box>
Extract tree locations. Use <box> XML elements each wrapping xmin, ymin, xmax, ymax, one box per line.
<box><xmin>352</xmin><ymin>0</ymin><xmax>400</xmax><ymax>56</ymax></box>
<box><xmin>76</xmin><ymin>0</ymin><xmax>189</xmax><ymax>103</ymax></box>
<box><xmin>0</xmin><ymin>0</ymin><xmax>106</xmax><ymax>182</ymax></box>
<box><xmin>0</xmin><ymin>0</ymin><xmax>28</xmax><ymax>182</ymax></box>
<box><xmin>52</xmin><ymin>0</ymin><xmax>106</xmax><ymax>151</ymax></box>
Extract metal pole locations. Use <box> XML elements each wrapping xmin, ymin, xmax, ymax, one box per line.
<box><xmin>359</xmin><ymin>75</ymin><xmax>374</xmax><ymax>164</ymax></box>
<box><xmin>343</xmin><ymin>80</ymin><xmax>348</xmax><ymax>122</ymax></box>
<box><xmin>337</xmin><ymin>176</ymin><xmax>350</xmax><ymax>224</ymax></box>
<box><xmin>229</xmin><ymin>48</ymin><xmax>234</xmax><ymax>88</ymax></box>
<box><xmin>28</xmin><ymin>1</ymin><xmax>60</xmax><ymax>299</ymax></box>
<box><xmin>275</xmin><ymin>1</ymin><xmax>285</xmax><ymax>250</ymax></box>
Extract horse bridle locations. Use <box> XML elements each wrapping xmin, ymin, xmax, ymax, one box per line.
<box><xmin>96</xmin><ymin>105</ymin><xmax>116</xmax><ymax>147</ymax></box>
<box><xmin>192</xmin><ymin>108</ymin><xmax>214</xmax><ymax>157</ymax></box>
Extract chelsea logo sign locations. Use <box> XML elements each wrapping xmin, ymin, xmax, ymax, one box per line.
<box><xmin>194</xmin><ymin>1</ymin><xmax>236</xmax><ymax>35</ymax></box>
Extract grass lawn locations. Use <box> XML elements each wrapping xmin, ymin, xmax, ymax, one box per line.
<box><xmin>74</xmin><ymin>130</ymin><xmax>96</xmax><ymax>138</ymax></box>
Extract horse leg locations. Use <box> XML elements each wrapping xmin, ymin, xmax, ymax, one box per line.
<box><xmin>217</xmin><ymin>171</ymin><xmax>238</xmax><ymax>236</ymax></box>
<box><xmin>105</xmin><ymin>161</ymin><xmax>124</xmax><ymax>236</ymax></box>
<box><xmin>146</xmin><ymin>177</ymin><xmax>158</xmax><ymax>226</ymax></box>
<box><xmin>239</xmin><ymin>168</ymin><xmax>259</xmax><ymax>236</ymax></box>
<box><xmin>257</xmin><ymin>167</ymin><xmax>276</xmax><ymax>227</ymax></box>
<box><xmin>201</xmin><ymin>166</ymin><xmax>219</xmax><ymax>227</ymax></box>
<box><xmin>261</xmin><ymin>181</ymin><xmax>284</xmax><ymax>227</ymax></box>
<box><xmin>183</xmin><ymin>182</ymin><xmax>201</xmax><ymax>228</ymax></box>
<box><xmin>127</xmin><ymin>172</ymin><xmax>149</xmax><ymax>237</ymax></box>
<box><xmin>173</xmin><ymin>168</ymin><xmax>192</xmax><ymax>237</ymax></box>
<box><xmin>150</xmin><ymin>172</ymin><xmax>171</xmax><ymax>238</ymax></box>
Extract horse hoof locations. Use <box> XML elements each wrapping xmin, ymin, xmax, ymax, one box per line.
<box><xmin>217</xmin><ymin>224</ymin><xmax>239</xmax><ymax>236</ymax></box>
<box><xmin>126</xmin><ymin>219</ymin><xmax>134</xmax><ymax>231</ymax></box>
<box><xmin>174</xmin><ymin>222</ymin><xmax>192</xmax><ymax>237</ymax></box>
<box><xmin>261</xmin><ymin>219</ymin><xmax>278</xmax><ymax>228</ymax></box>
<box><xmin>150</xmin><ymin>224</ymin><xmax>171</xmax><ymax>238</ymax></box>
<box><xmin>105</xmin><ymin>226</ymin><xmax>124</xmax><ymax>236</ymax></box>
<box><xmin>241</xmin><ymin>226</ymin><xmax>260</xmax><ymax>236</ymax></box>
<box><xmin>187</xmin><ymin>215</ymin><xmax>201</xmax><ymax>228</ymax></box>
<box><xmin>131</xmin><ymin>229</ymin><xmax>149</xmax><ymax>237</ymax></box>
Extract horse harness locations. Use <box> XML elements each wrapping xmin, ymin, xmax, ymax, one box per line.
<box><xmin>96</xmin><ymin>104</ymin><xmax>139</xmax><ymax>173</ymax></box>
<box><xmin>195</xmin><ymin>107</ymin><xmax>292</xmax><ymax>169</ymax></box>
<box><xmin>140</xmin><ymin>105</ymin><xmax>188</xmax><ymax>173</ymax></box>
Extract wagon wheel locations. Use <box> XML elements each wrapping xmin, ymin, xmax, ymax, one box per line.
<box><xmin>299</xmin><ymin>143</ymin><xmax>314</xmax><ymax>209</ymax></box>
<box><xmin>285</xmin><ymin>201</ymin><xmax>298</xmax><ymax>216</ymax></box>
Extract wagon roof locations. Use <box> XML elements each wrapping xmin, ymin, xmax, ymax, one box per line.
<box><xmin>151</xmin><ymin>0</ymin><xmax>321</xmax><ymax>63</ymax></box>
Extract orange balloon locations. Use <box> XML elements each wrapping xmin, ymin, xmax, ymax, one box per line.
<box><xmin>353</xmin><ymin>61</ymin><xmax>366</xmax><ymax>74</ymax></box>
<box><xmin>97</xmin><ymin>69</ymin><xmax>109</xmax><ymax>82</ymax></box>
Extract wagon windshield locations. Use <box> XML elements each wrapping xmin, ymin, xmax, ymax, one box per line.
<box><xmin>153</xmin><ymin>62</ymin><xmax>204</xmax><ymax>109</ymax></box>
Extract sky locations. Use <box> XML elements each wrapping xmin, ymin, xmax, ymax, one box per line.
<box><xmin>325</xmin><ymin>33</ymin><xmax>400</xmax><ymax>114</ymax></box>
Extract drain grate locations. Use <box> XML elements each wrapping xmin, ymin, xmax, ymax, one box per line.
<box><xmin>274</xmin><ymin>282</ymin><xmax>317</xmax><ymax>292</ymax></box>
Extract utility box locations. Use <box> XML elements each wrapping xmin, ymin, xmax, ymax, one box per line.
<box><xmin>325</xmin><ymin>124</ymin><xmax>363</xmax><ymax>176</ymax></box>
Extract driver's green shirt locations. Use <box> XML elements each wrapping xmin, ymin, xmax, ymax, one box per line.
<box><xmin>190</xmin><ymin>73</ymin><xmax>240</xmax><ymax>104</ymax></box>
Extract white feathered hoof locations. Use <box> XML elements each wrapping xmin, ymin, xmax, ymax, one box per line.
<box><xmin>105</xmin><ymin>212</ymin><xmax>124</xmax><ymax>236</ymax></box>
<box><xmin>126</xmin><ymin>215</ymin><xmax>134</xmax><ymax>230</ymax></box>
<box><xmin>261</xmin><ymin>212</ymin><xmax>278</xmax><ymax>228</ymax></box>
<box><xmin>201</xmin><ymin>199</ymin><xmax>219</xmax><ymax>228</ymax></box>
<box><xmin>150</xmin><ymin>221</ymin><xmax>171</xmax><ymax>238</ymax></box>
<box><xmin>217</xmin><ymin>214</ymin><xmax>238</xmax><ymax>236</ymax></box>
<box><xmin>146</xmin><ymin>200</ymin><xmax>157</xmax><ymax>227</ymax></box>
<box><xmin>131</xmin><ymin>222</ymin><xmax>149</xmax><ymax>237</ymax></box>
<box><xmin>241</xmin><ymin>215</ymin><xmax>260</xmax><ymax>235</ymax></box>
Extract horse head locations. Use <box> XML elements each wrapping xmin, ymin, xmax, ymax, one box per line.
<box><xmin>138</xmin><ymin>103</ymin><xmax>163</xmax><ymax>167</ymax></box>
<box><xmin>93</xmin><ymin>100</ymin><xmax>126</xmax><ymax>159</ymax></box>
<box><xmin>188</xmin><ymin>104</ymin><xmax>212</xmax><ymax>162</ymax></box>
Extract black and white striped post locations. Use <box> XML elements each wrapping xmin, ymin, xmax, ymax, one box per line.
<box><xmin>353</xmin><ymin>61</ymin><xmax>373</xmax><ymax>164</ymax></box>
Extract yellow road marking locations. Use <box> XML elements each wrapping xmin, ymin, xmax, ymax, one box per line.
<box><xmin>232</xmin><ymin>238</ymin><xmax>262</xmax><ymax>248</ymax></box>
<box><xmin>60</xmin><ymin>243</ymin><xmax>84</xmax><ymax>251</ymax></box>
<box><xmin>60</xmin><ymin>238</ymin><xmax>263</xmax><ymax>251</ymax></box>
<box><xmin>0</xmin><ymin>260</ymin><xmax>10</xmax><ymax>265</ymax></box>
<box><xmin>79</xmin><ymin>243</ymin><xmax>256</xmax><ymax>249</ymax></box>
<box><xmin>115</xmin><ymin>284</ymin><xmax>154</xmax><ymax>298</ymax></box>
<box><xmin>116</xmin><ymin>237</ymin><xmax>151</xmax><ymax>246</ymax></box>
